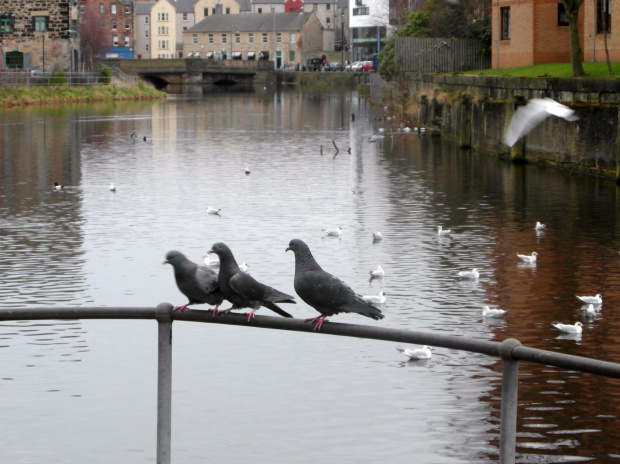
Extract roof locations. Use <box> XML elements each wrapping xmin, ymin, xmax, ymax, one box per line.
<box><xmin>235</xmin><ymin>0</ymin><xmax>252</xmax><ymax>11</ymax></box>
<box><xmin>250</xmin><ymin>0</ymin><xmax>284</xmax><ymax>3</ymax></box>
<box><xmin>187</xmin><ymin>12</ymin><xmax>313</xmax><ymax>32</ymax></box>
<box><xmin>156</xmin><ymin>0</ymin><xmax>199</xmax><ymax>13</ymax></box>
<box><xmin>134</xmin><ymin>2</ymin><xmax>156</xmax><ymax>14</ymax></box>
<box><xmin>303</xmin><ymin>0</ymin><xmax>337</xmax><ymax>3</ymax></box>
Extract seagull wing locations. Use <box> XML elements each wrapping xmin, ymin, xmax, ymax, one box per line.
<box><xmin>504</xmin><ymin>99</ymin><xmax>554</xmax><ymax>147</ymax></box>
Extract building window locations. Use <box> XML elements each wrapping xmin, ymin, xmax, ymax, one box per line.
<box><xmin>183</xmin><ymin>26</ymin><xmax>187</xmax><ymax>31</ymax></box>
<box><xmin>125</xmin><ymin>6</ymin><xmax>130</xmax><ymax>14</ymax></box>
<box><xmin>183</xmin><ymin>12</ymin><xmax>188</xmax><ymax>21</ymax></box>
<box><xmin>313</xmin><ymin>4</ymin><xmax>318</xmax><ymax>10</ymax></box>
<box><xmin>353</xmin><ymin>7</ymin><xmax>369</xmax><ymax>15</ymax></box>
<box><xmin>326</xmin><ymin>3</ymin><xmax>331</xmax><ymax>9</ymax></box>
<box><xmin>212</xmin><ymin>7</ymin><xmax>216</xmax><ymax>14</ymax></box>
<box><xmin>125</xmin><ymin>19</ymin><xmax>130</xmax><ymax>30</ymax></box>
<box><xmin>235</xmin><ymin>32</ymin><xmax>240</xmax><ymax>43</ymax></box>
<box><xmin>326</xmin><ymin>17</ymin><xmax>331</xmax><ymax>26</ymax></box>
<box><xmin>597</xmin><ymin>0</ymin><xmax>611</xmax><ymax>33</ymax></box>
<box><xmin>145</xmin><ymin>29</ymin><xmax>149</xmax><ymax>37</ymax></box>
<box><xmin>146</xmin><ymin>44</ymin><xmax>149</xmax><ymax>51</ymax></box>
<box><xmin>0</xmin><ymin>15</ymin><xmax>13</xmax><ymax>33</ymax></box>
<box><xmin>112</xmin><ymin>20</ymin><xmax>117</xmax><ymax>31</ymax></box>
<box><xmin>192</xmin><ymin>34</ymin><xmax>198</xmax><ymax>44</ymax></box>
<box><xmin>100</xmin><ymin>4</ymin><xmax>104</xmax><ymax>13</ymax></box>
<box><xmin>125</xmin><ymin>36</ymin><xmax>130</xmax><ymax>46</ymax></box>
<box><xmin>111</xmin><ymin>4</ymin><xmax>117</xmax><ymax>14</ymax></box>
<box><xmin>226</xmin><ymin>7</ymin><xmax>230</xmax><ymax>14</ymax></box>
<box><xmin>113</xmin><ymin>36</ymin><xmax>118</xmax><ymax>46</ymax></box>
<box><xmin>289</xmin><ymin>50</ymin><xmax>295</xmax><ymax>61</ymax></box>
<box><xmin>501</xmin><ymin>6</ymin><xmax>510</xmax><ymax>39</ymax></box>
<box><xmin>249</xmin><ymin>32</ymin><xmax>254</xmax><ymax>43</ymax></box>
<box><xmin>33</xmin><ymin>16</ymin><xmax>48</xmax><ymax>32</ymax></box>
<box><xmin>222</xmin><ymin>33</ymin><xmax>227</xmax><ymax>44</ymax></box>
<box><xmin>258</xmin><ymin>7</ymin><xmax>263</xmax><ymax>13</ymax></box>
<box><xmin>557</xmin><ymin>3</ymin><xmax>569</xmax><ymax>26</ymax></box>
<box><xmin>145</xmin><ymin>16</ymin><xmax>149</xmax><ymax>24</ymax></box>
<box><xmin>158</xmin><ymin>40</ymin><xmax>168</xmax><ymax>49</ymax></box>
<box><xmin>290</xmin><ymin>33</ymin><xmax>296</xmax><ymax>44</ymax></box>
<box><xmin>204</xmin><ymin>8</ymin><xmax>209</xmax><ymax>16</ymax></box>
<box><xmin>262</xmin><ymin>32</ymin><xmax>268</xmax><ymax>43</ymax></box>
<box><xmin>208</xmin><ymin>33</ymin><xmax>214</xmax><ymax>44</ymax></box>
<box><xmin>158</xmin><ymin>12</ymin><xmax>169</xmax><ymax>21</ymax></box>
<box><xmin>276</xmin><ymin>32</ymin><xmax>281</xmax><ymax>43</ymax></box>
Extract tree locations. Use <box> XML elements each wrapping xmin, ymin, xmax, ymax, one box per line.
<box><xmin>78</xmin><ymin>1</ymin><xmax>110</xmax><ymax>70</ymax></box>
<box><xmin>561</xmin><ymin>0</ymin><xmax>585</xmax><ymax>77</ymax></box>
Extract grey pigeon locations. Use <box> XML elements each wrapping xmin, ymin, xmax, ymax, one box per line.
<box><xmin>164</xmin><ymin>250</ymin><xmax>224</xmax><ymax>315</ymax></box>
<box><xmin>208</xmin><ymin>242</ymin><xmax>295</xmax><ymax>321</ymax></box>
<box><xmin>285</xmin><ymin>239</ymin><xmax>384</xmax><ymax>331</ymax></box>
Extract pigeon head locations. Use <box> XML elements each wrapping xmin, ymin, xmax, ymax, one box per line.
<box><xmin>163</xmin><ymin>250</ymin><xmax>187</xmax><ymax>266</ymax></box>
<box><xmin>209</xmin><ymin>242</ymin><xmax>234</xmax><ymax>259</ymax></box>
<box><xmin>286</xmin><ymin>239</ymin><xmax>320</xmax><ymax>270</ymax></box>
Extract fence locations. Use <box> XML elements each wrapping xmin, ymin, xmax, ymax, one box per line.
<box><xmin>395</xmin><ymin>37</ymin><xmax>491</xmax><ymax>73</ymax></box>
<box><xmin>1</xmin><ymin>304</ymin><xmax>620</xmax><ymax>464</ymax></box>
<box><xmin>0</xmin><ymin>71</ymin><xmax>108</xmax><ymax>87</ymax></box>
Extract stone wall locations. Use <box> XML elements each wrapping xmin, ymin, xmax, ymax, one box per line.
<box><xmin>371</xmin><ymin>73</ymin><xmax>620</xmax><ymax>182</ymax></box>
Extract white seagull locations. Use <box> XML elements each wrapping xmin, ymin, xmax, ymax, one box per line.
<box><xmin>576</xmin><ymin>294</ymin><xmax>602</xmax><ymax>305</ymax></box>
<box><xmin>457</xmin><ymin>268</ymin><xmax>479</xmax><ymax>279</ymax></box>
<box><xmin>504</xmin><ymin>98</ymin><xmax>579</xmax><ymax>147</ymax></box>
<box><xmin>372</xmin><ymin>231</ymin><xmax>383</xmax><ymax>241</ymax></box>
<box><xmin>437</xmin><ymin>226</ymin><xmax>451</xmax><ymax>236</ymax></box>
<box><xmin>397</xmin><ymin>346</ymin><xmax>432</xmax><ymax>360</ymax></box>
<box><xmin>535</xmin><ymin>221</ymin><xmax>546</xmax><ymax>230</ymax></box>
<box><xmin>207</xmin><ymin>206</ymin><xmax>221</xmax><ymax>215</ymax></box>
<box><xmin>109</xmin><ymin>182</ymin><xmax>116</xmax><ymax>192</ymax></box>
<box><xmin>362</xmin><ymin>291</ymin><xmax>387</xmax><ymax>306</ymax></box>
<box><xmin>517</xmin><ymin>252</ymin><xmax>538</xmax><ymax>264</ymax></box>
<box><xmin>53</xmin><ymin>182</ymin><xmax>64</xmax><ymax>191</ymax></box>
<box><xmin>482</xmin><ymin>305</ymin><xmax>510</xmax><ymax>317</ymax></box>
<box><xmin>551</xmin><ymin>321</ymin><xmax>583</xmax><ymax>334</ymax></box>
<box><xmin>202</xmin><ymin>254</ymin><xmax>219</xmax><ymax>267</ymax></box>
<box><xmin>239</xmin><ymin>262</ymin><xmax>250</xmax><ymax>272</ymax></box>
<box><xmin>322</xmin><ymin>226</ymin><xmax>343</xmax><ymax>237</ymax></box>
<box><xmin>370</xmin><ymin>265</ymin><xmax>384</xmax><ymax>278</ymax></box>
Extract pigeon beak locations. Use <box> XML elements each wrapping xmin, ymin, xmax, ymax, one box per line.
<box><xmin>285</xmin><ymin>247</ymin><xmax>291</xmax><ymax>252</ymax></box>
<box><xmin>208</xmin><ymin>249</ymin><xmax>214</xmax><ymax>255</ymax></box>
<box><xmin>162</xmin><ymin>260</ymin><xmax>169</xmax><ymax>265</ymax></box>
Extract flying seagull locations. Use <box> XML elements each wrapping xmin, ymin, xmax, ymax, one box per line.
<box><xmin>504</xmin><ymin>98</ymin><xmax>578</xmax><ymax>147</ymax></box>
<box><xmin>209</xmin><ymin>242</ymin><xmax>295</xmax><ymax>321</ymax></box>
<box><xmin>286</xmin><ymin>239</ymin><xmax>384</xmax><ymax>331</ymax></box>
<box><xmin>396</xmin><ymin>346</ymin><xmax>432</xmax><ymax>360</ymax></box>
<box><xmin>163</xmin><ymin>250</ymin><xmax>224</xmax><ymax>315</ymax></box>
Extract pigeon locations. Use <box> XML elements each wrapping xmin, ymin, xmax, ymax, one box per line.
<box><xmin>535</xmin><ymin>221</ymin><xmax>546</xmax><ymax>230</ymax></box>
<box><xmin>207</xmin><ymin>206</ymin><xmax>221</xmax><ymax>215</ymax></box>
<box><xmin>396</xmin><ymin>346</ymin><xmax>432</xmax><ymax>360</ymax></box>
<box><xmin>322</xmin><ymin>226</ymin><xmax>342</xmax><ymax>237</ymax></box>
<box><xmin>482</xmin><ymin>305</ymin><xmax>509</xmax><ymax>317</ymax></box>
<box><xmin>437</xmin><ymin>226</ymin><xmax>451</xmax><ymax>236</ymax></box>
<box><xmin>369</xmin><ymin>265</ymin><xmax>384</xmax><ymax>278</ymax></box>
<box><xmin>238</xmin><ymin>262</ymin><xmax>249</xmax><ymax>272</ymax></box>
<box><xmin>372</xmin><ymin>231</ymin><xmax>383</xmax><ymax>242</ymax></box>
<box><xmin>109</xmin><ymin>182</ymin><xmax>116</xmax><ymax>192</ymax></box>
<box><xmin>202</xmin><ymin>253</ymin><xmax>219</xmax><ymax>267</ymax></box>
<box><xmin>286</xmin><ymin>239</ymin><xmax>384</xmax><ymax>331</ymax></box>
<box><xmin>245</xmin><ymin>167</ymin><xmax>251</xmax><ymax>175</ymax></box>
<box><xmin>209</xmin><ymin>242</ymin><xmax>294</xmax><ymax>321</ymax></box>
<box><xmin>576</xmin><ymin>294</ymin><xmax>602</xmax><ymax>305</ymax></box>
<box><xmin>163</xmin><ymin>250</ymin><xmax>224</xmax><ymax>315</ymax></box>
<box><xmin>517</xmin><ymin>252</ymin><xmax>538</xmax><ymax>263</ymax></box>
<box><xmin>551</xmin><ymin>321</ymin><xmax>583</xmax><ymax>334</ymax></box>
<box><xmin>361</xmin><ymin>291</ymin><xmax>386</xmax><ymax>306</ymax></box>
<box><xmin>53</xmin><ymin>182</ymin><xmax>63</xmax><ymax>191</ymax></box>
<box><xmin>457</xmin><ymin>268</ymin><xmax>479</xmax><ymax>279</ymax></box>
<box><xmin>504</xmin><ymin>98</ymin><xmax>579</xmax><ymax>147</ymax></box>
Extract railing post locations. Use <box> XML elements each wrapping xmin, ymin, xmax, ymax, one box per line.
<box><xmin>155</xmin><ymin>303</ymin><xmax>174</xmax><ymax>464</ymax></box>
<box><xmin>499</xmin><ymin>338</ymin><xmax>521</xmax><ymax>464</ymax></box>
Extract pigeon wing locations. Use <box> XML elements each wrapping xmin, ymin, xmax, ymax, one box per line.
<box><xmin>195</xmin><ymin>265</ymin><xmax>219</xmax><ymax>295</ymax></box>
<box><xmin>229</xmin><ymin>271</ymin><xmax>295</xmax><ymax>304</ymax></box>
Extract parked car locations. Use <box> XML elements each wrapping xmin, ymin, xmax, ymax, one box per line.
<box><xmin>345</xmin><ymin>61</ymin><xmax>363</xmax><ymax>71</ymax></box>
<box><xmin>359</xmin><ymin>61</ymin><xmax>374</xmax><ymax>71</ymax></box>
<box><xmin>306</xmin><ymin>57</ymin><xmax>324</xmax><ymax>71</ymax></box>
<box><xmin>325</xmin><ymin>62</ymin><xmax>343</xmax><ymax>71</ymax></box>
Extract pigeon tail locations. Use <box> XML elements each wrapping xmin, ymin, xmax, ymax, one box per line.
<box><xmin>263</xmin><ymin>301</ymin><xmax>293</xmax><ymax>318</ymax></box>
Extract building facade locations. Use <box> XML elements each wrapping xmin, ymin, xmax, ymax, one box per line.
<box><xmin>150</xmin><ymin>0</ymin><xmax>199</xmax><ymax>58</ymax></box>
<box><xmin>78</xmin><ymin>0</ymin><xmax>135</xmax><ymax>59</ymax></box>
<box><xmin>349</xmin><ymin>0</ymin><xmax>389</xmax><ymax>61</ymax></box>
<box><xmin>134</xmin><ymin>1</ymin><xmax>155</xmax><ymax>58</ymax></box>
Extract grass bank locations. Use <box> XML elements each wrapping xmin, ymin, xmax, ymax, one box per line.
<box><xmin>0</xmin><ymin>83</ymin><xmax>165</xmax><ymax>107</ymax></box>
<box><xmin>463</xmin><ymin>62</ymin><xmax>620</xmax><ymax>78</ymax></box>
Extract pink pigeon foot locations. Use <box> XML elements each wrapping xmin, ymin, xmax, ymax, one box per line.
<box><xmin>244</xmin><ymin>310</ymin><xmax>257</xmax><ymax>322</ymax></box>
<box><xmin>305</xmin><ymin>315</ymin><xmax>328</xmax><ymax>331</ymax></box>
<box><xmin>209</xmin><ymin>306</ymin><xmax>221</xmax><ymax>318</ymax></box>
<box><xmin>173</xmin><ymin>304</ymin><xmax>189</xmax><ymax>312</ymax></box>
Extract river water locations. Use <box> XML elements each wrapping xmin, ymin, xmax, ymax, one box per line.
<box><xmin>1</xmin><ymin>90</ymin><xmax>619</xmax><ymax>463</ymax></box>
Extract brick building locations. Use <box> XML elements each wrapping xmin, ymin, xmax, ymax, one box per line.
<box><xmin>78</xmin><ymin>0</ymin><xmax>134</xmax><ymax>59</ymax></box>
<box><xmin>0</xmin><ymin>0</ymin><xmax>77</xmax><ymax>71</ymax></box>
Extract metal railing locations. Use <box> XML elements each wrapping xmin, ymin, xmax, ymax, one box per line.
<box><xmin>2</xmin><ymin>304</ymin><xmax>620</xmax><ymax>464</ymax></box>
<box><xmin>0</xmin><ymin>71</ymin><xmax>108</xmax><ymax>87</ymax></box>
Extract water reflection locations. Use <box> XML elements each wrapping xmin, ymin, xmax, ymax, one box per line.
<box><xmin>0</xmin><ymin>91</ymin><xmax>619</xmax><ymax>463</ymax></box>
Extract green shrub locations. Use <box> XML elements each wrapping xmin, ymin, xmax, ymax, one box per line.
<box><xmin>100</xmin><ymin>66</ymin><xmax>112</xmax><ymax>84</ymax></box>
<box><xmin>50</xmin><ymin>71</ymin><xmax>66</xmax><ymax>85</ymax></box>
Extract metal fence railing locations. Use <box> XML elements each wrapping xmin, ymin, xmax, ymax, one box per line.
<box><xmin>2</xmin><ymin>304</ymin><xmax>619</xmax><ymax>464</ymax></box>
<box><xmin>395</xmin><ymin>37</ymin><xmax>491</xmax><ymax>73</ymax></box>
<box><xmin>0</xmin><ymin>71</ymin><xmax>108</xmax><ymax>87</ymax></box>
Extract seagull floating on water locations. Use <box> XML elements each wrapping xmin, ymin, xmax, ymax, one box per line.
<box><xmin>482</xmin><ymin>305</ymin><xmax>509</xmax><ymax>317</ymax></box>
<box><xmin>397</xmin><ymin>346</ymin><xmax>432</xmax><ymax>360</ymax></box>
<box><xmin>457</xmin><ymin>268</ymin><xmax>479</xmax><ymax>279</ymax></box>
<box><xmin>238</xmin><ymin>262</ymin><xmax>249</xmax><ymax>272</ymax></box>
<box><xmin>372</xmin><ymin>231</ymin><xmax>383</xmax><ymax>242</ymax></box>
<box><xmin>109</xmin><ymin>182</ymin><xmax>116</xmax><ymax>192</ymax></box>
<box><xmin>535</xmin><ymin>221</ymin><xmax>546</xmax><ymax>230</ymax></box>
<box><xmin>53</xmin><ymin>182</ymin><xmax>63</xmax><ymax>191</ymax></box>
<box><xmin>369</xmin><ymin>265</ymin><xmax>384</xmax><ymax>278</ymax></box>
<box><xmin>207</xmin><ymin>206</ymin><xmax>221</xmax><ymax>215</ymax></box>
<box><xmin>504</xmin><ymin>98</ymin><xmax>579</xmax><ymax>147</ymax></box>
<box><xmin>552</xmin><ymin>321</ymin><xmax>583</xmax><ymax>334</ymax></box>
<box><xmin>576</xmin><ymin>294</ymin><xmax>602</xmax><ymax>305</ymax></box>
<box><xmin>322</xmin><ymin>226</ymin><xmax>342</xmax><ymax>237</ymax></box>
<box><xmin>362</xmin><ymin>291</ymin><xmax>386</xmax><ymax>306</ymax></box>
<box><xmin>202</xmin><ymin>254</ymin><xmax>219</xmax><ymax>267</ymax></box>
<box><xmin>437</xmin><ymin>226</ymin><xmax>451</xmax><ymax>236</ymax></box>
<box><xmin>517</xmin><ymin>252</ymin><xmax>538</xmax><ymax>264</ymax></box>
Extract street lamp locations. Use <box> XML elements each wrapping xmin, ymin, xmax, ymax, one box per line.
<box><xmin>230</xmin><ymin>26</ymin><xmax>236</xmax><ymax>59</ymax></box>
<box><xmin>271</xmin><ymin>6</ymin><xmax>276</xmax><ymax>69</ymax></box>
<box><xmin>340</xmin><ymin>10</ymin><xmax>345</xmax><ymax>67</ymax></box>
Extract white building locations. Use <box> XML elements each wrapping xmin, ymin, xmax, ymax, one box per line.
<box><xmin>348</xmin><ymin>0</ymin><xmax>389</xmax><ymax>61</ymax></box>
<box><xmin>134</xmin><ymin>2</ymin><xmax>155</xmax><ymax>58</ymax></box>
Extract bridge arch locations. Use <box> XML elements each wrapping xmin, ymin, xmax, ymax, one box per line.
<box><xmin>141</xmin><ymin>74</ymin><xmax>170</xmax><ymax>91</ymax></box>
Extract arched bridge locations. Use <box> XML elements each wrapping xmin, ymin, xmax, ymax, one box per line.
<box><xmin>108</xmin><ymin>58</ymin><xmax>274</xmax><ymax>92</ymax></box>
